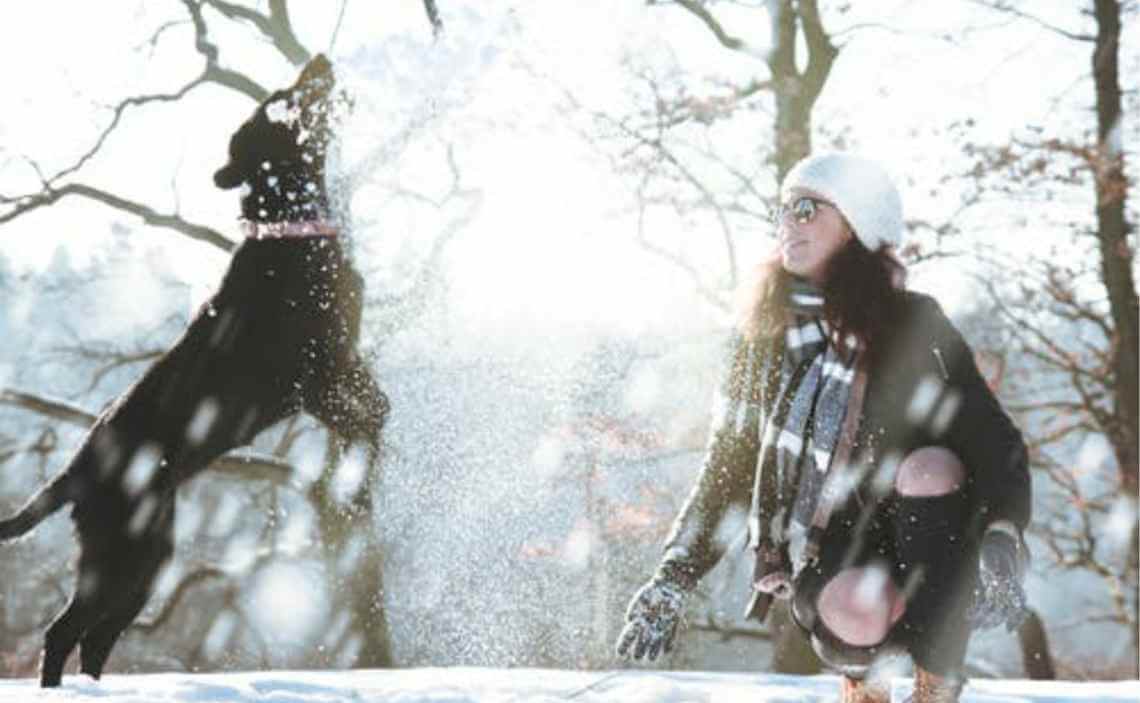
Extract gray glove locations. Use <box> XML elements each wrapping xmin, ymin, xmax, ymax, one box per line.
<box><xmin>968</xmin><ymin>527</ymin><xmax>1028</xmax><ymax>632</ymax></box>
<box><xmin>615</xmin><ymin>577</ymin><xmax>689</xmax><ymax>661</ymax></box>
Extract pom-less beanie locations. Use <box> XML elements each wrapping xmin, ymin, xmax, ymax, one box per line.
<box><xmin>780</xmin><ymin>152</ymin><xmax>904</xmax><ymax>251</ymax></box>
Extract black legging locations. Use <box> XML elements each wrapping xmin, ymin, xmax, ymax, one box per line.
<box><xmin>790</xmin><ymin>485</ymin><xmax>977</xmax><ymax>677</ymax></box>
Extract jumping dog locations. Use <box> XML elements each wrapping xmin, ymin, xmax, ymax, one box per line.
<box><xmin>0</xmin><ymin>55</ymin><xmax>388</xmax><ymax>686</ymax></box>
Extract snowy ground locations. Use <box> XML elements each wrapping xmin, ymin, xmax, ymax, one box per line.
<box><xmin>0</xmin><ymin>668</ymin><xmax>1136</xmax><ymax>702</ymax></box>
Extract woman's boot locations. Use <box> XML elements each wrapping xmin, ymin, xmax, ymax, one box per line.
<box><xmin>906</xmin><ymin>666</ymin><xmax>965</xmax><ymax>703</ymax></box>
<box><xmin>840</xmin><ymin>675</ymin><xmax>888</xmax><ymax>703</ymax></box>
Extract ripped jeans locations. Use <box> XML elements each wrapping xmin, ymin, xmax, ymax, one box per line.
<box><xmin>786</xmin><ymin>448</ymin><xmax>978</xmax><ymax>678</ymax></box>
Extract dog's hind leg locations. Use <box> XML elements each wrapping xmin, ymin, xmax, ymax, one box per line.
<box><xmin>79</xmin><ymin>507</ymin><xmax>174</xmax><ymax>680</ymax></box>
<box><xmin>41</xmin><ymin>599</ymin><xmax>87</xmax><ymax>686</ymax></box>
<box><xmin>41</xmin><ymin>559</ymin><xmax>110</xmax><ymax>687</ymax></box>
<box><xmin>78</xmin><ymin>585</ymin><xmax>152</xmax><ymax>680</ymax></box>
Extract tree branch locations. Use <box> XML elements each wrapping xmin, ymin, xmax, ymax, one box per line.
<box><xmin>49</xmin><ymin>344</ymin><xmax>165</xmax><ymax>395</ymax></box>
<box><xmin>669</xmin><ymin>0</ymin><xmax>749</xmax><ymax>52</ymax></box>
<box><xmin>203</xmin><ymin>0</ymin><xmax>311</xmax><ymax>66</ymax></box>
<box><xmin>603</xmin><ymin>114</ymin><xmax>739</xmax><ymax>288</ymax></box>
<box><xmin>0</xmin><ymin>75</ymin><xmax>208</xmax><ymax>214</ymax></box>
<box><xmin>58</xmin><ymin>79</ymin><xmax>209</xmax><ymax>185</ymax></box>
<box><xmin>423</xmin><ymin>0</ymin><xmax>444</xmax><ymax>39</ymax></box>
<box><xmin>130</xmin><ymin>567</ymin><xmax>228</xmax><ymax>633</ymax></box>
<box><xmin>0</xmin><ymin>389</ymin><xmax>96</xmax><ymax>427</ymax></box>
<box><xmin>211</xmin><ymin>454</ymin><xmax>294</xmax><ymax>484</ymax></box>
<box><xmin>967</xmin><ymin>0</ymin><xmax>1096</xmax><ymax>42</ymax></box>
<box><xmin>0</xmin><ymin>388</ymin><xmax>293</xmax><ymax>484</ymax></box>
<box><xmin>0</xmin><ymin>182</ymin><xmax>235</xmax><ymax>252</ymax></box>
<box><xmin>634</xmin><ymin>187</ymin><xmax>732</xmax><ymax>313</ymax></box>
<box><xmin>367</xmin><ymin>144</ymin><xmax>483</xmax><ymax>340</ymax></box>
<box><xmin>134</xmin><ymin>19</ymin><xmax>191</xmax><ymax>55</ymax></box>
<box><xmin>182</xmin><ymin>0</ymin><xmax>270</xmax><ymax>101</ymax></box>
<box><xmin>796</xmin><ymin>0</ymin><xmax>840</xmax><ymax>107</ymax></box>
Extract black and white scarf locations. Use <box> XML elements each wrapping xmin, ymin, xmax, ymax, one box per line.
<box><xmin>750</xmin><ymin>279</ymin><xmax>860</xmax><ymax>563</ymax></box>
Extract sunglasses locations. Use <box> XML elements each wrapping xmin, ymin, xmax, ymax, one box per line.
<box><xmin>772</xmin><ymin>196</ymin><xmax>835</xmax><ymax>225</ymax></box>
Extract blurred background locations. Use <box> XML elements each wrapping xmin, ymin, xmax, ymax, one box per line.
<box><xmin>0</xmin><ymin>0</ymin><xmax>1135</xmax><ymax>682</ymax></box>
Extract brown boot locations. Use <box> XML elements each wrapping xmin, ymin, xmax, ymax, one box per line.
<box><xmin>840</xmin><ymin>675</ymin><xmax>888</xmax><ymax>703</ymax></box>
<box><xmin>906</xmin><ymin>666</ymin><xmax>965</xmax><ymax>703</ymax></box>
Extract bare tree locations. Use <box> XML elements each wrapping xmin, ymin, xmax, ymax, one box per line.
<box><xmin>963</xmin><ymin>0</ymin><xmax>1138</xmax><ymax>677</ymax></box>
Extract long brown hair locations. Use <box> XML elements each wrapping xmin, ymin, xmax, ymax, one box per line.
<box><xmin>736</xmin><ymin>238</ymin><xmax>907</xmax><ymax>361</ymax></box>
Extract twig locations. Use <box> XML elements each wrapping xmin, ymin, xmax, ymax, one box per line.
<box><xmin>329</xmin><ymin>0</ymin><xmax>349</xmax><ymax>53</ymax></box>
<box><xmin>423</xmin><ymin>0</ymin><xmax>444</xmax><ymax>40</ymax></box>
<box><xmin>966</xmin><ymin>0</ymin><xmax>1096</xmax><ymax>42</ymax></box>
<box><xmin>670</xmin><ymin>0</ymin><xmax>748</xmax><ymax>51</ymax></box>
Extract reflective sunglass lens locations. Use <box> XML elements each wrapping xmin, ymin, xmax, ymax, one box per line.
<box><xmin>792</xmin><ymin>197</ymin><xmax>817</xmax><ymax>223</ymax></box>
<box><xmin>772</xmin><ymin>197</ymin><xmax>825</xmax><ymax>224</ymax></box>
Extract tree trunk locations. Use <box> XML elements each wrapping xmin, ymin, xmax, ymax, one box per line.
<box><xmin>1016</xmin><ymin>609</ymin><xmax>1055</xmax><ymax>679</ymax></box>
<box><xmin>1092</xmin><ymin>0</ymin><xmax>1138</xmax><ymax>495</ymax></box>
<box><xmin>766</xmin><ymin>0</ymin><xmax>838</xmax><ymax>180</ymax></box>
<box><xmin>767</xmin><ymin>0</ymin><xmax>809</xmax><ymax>180</ymax></box>
<box><xmin>764</xmin><ymin>0</ymin><xmax>837</xmax><ymax>675</ymax></box>
<box><xmin>1091</xmin><ymin>0</ymin><xmax>1138</xmax><ymax>674</ymax></box>
<box><xmin>310</xmin><ymin>433</ymin><xmax>393</xmax><ymax>667</ymax></box>
<box><xmin>1129</xmin><ymin>524</ymin><xmax>1140</xmax><ymax>662</ymax></box>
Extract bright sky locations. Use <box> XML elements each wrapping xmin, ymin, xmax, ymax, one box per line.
<box><xmin>0</xmin><ymin>1</ymin><xmax>1130</xmax><ymax>330</ymax></box>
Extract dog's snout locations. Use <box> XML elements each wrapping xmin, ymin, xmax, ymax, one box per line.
<box><xmin>297</xmin><ymin>54</ymin><xmax>334</xmax><ymax>93</ymax></box>
<box><xmin>307</xmin><ymin>54</ymin><xmax>332</xmax><ymax>78</ymax></box>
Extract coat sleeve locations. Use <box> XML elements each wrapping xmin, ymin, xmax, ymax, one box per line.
<box><xmin>656</xmin><ymin>332</ymin><xmax>762</xmax><ymax>589</ymax></box>
<box><xmin>924</xmin><ymin>299</ymin><xmax>1032</xmax><ymax>538</ymax></box>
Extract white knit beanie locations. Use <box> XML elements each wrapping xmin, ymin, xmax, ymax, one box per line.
<box><xmin>780</xmin><ymin>152</ymin><xmax>904</xmax><ymax>251</ymax></box>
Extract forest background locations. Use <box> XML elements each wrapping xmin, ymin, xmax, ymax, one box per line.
<box><xmin>0</xmin><ymin>0</ymin><xmax>1136</xmax><ymax>684</ymax></box>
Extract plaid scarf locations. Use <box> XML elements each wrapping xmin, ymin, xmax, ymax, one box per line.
<box><xmin>750</xmin><ymin>279</ymin><xmax>860</xmax><ymax>567</ymax></box>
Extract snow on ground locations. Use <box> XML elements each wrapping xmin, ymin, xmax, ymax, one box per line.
<box><xmin>0</xmin><ymin>668</ymin><xmax>1136</xmax><ymax>702</ymax></box>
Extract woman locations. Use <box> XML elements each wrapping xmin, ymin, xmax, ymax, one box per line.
<box><xmin>615</xmin><ymin>153</ymin><xmax>1031</xmax><ymax>703</ymax></box>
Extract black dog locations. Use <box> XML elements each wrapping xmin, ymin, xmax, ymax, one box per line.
<box><xmin>0</xmin><ymin>55</ymin><xmax>388</xmax><ymax>687</ymax></box>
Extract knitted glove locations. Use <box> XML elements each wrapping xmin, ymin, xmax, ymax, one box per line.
<box><xmin>615</xmin><ymin>576</ymin><xmax>689</xmax><ymax>661</ymax></box>
<box><xmin>968</xmin><ymin>524</ymin><xmax>1028</xmax><ymax>632</ymax></box>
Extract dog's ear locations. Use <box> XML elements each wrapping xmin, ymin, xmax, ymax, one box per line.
<box><xmin>214</xmin><ymin>161</ymin><xmax>245</xmax><ymax>189</ymax></box>
<box><xmin>214</xmin><ymin>122</ymin><xmax>253</xmax><ymax>189</ymax></box>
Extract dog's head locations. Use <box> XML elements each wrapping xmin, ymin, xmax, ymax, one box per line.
<box><xmin>214</xmin><ymin>54</ymin><xmax>340</xmax><ymax>222</ymax></box>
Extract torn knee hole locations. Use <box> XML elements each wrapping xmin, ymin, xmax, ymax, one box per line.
<box><xmin>895</xmin><ymin>446</ymin><xmax>966</xmax><ymax>497</ymax></box>
<box><xmin>816</xmin><ymin>567</ymin><xmax>905</xmax><ymax>647</ymax></box>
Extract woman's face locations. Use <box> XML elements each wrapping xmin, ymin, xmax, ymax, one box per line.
<box><xmin>777</xmin><ymin>188</ymin><xmax>853</xmax><ymax>285</ymax></box>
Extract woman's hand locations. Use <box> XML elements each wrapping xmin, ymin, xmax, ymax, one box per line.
<box><xmin>615</xmin><ymin>578</ymin><xmax>689</xmax><ymax>661</ymax></box>
<box><xmin>968</xmin><ymin>526</ymin><xmax>1029</xmax><ymax>632</ymax></box>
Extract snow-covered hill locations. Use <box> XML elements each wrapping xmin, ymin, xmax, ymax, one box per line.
<box><xmin>0</xmin><ymin>668</ymin><xmax>1136</xmax><ymax>702</ymax></box>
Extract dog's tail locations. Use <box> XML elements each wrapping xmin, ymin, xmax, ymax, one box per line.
<box><xmin>0</xmin><ymin>473</ymin><xmax>73</xmax><ymax>541</ymax></box>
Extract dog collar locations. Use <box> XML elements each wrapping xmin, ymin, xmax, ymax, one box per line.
<box><xmin>241</xmin><ymin>220</ymin><xmax>338</xmax><ymax>239</ymax></box>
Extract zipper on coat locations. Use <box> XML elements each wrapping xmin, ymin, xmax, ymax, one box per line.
<box><xmin>932</xmin><ymin>345</ymin><xmax>950</xmax><ymax>381</ymax></box>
